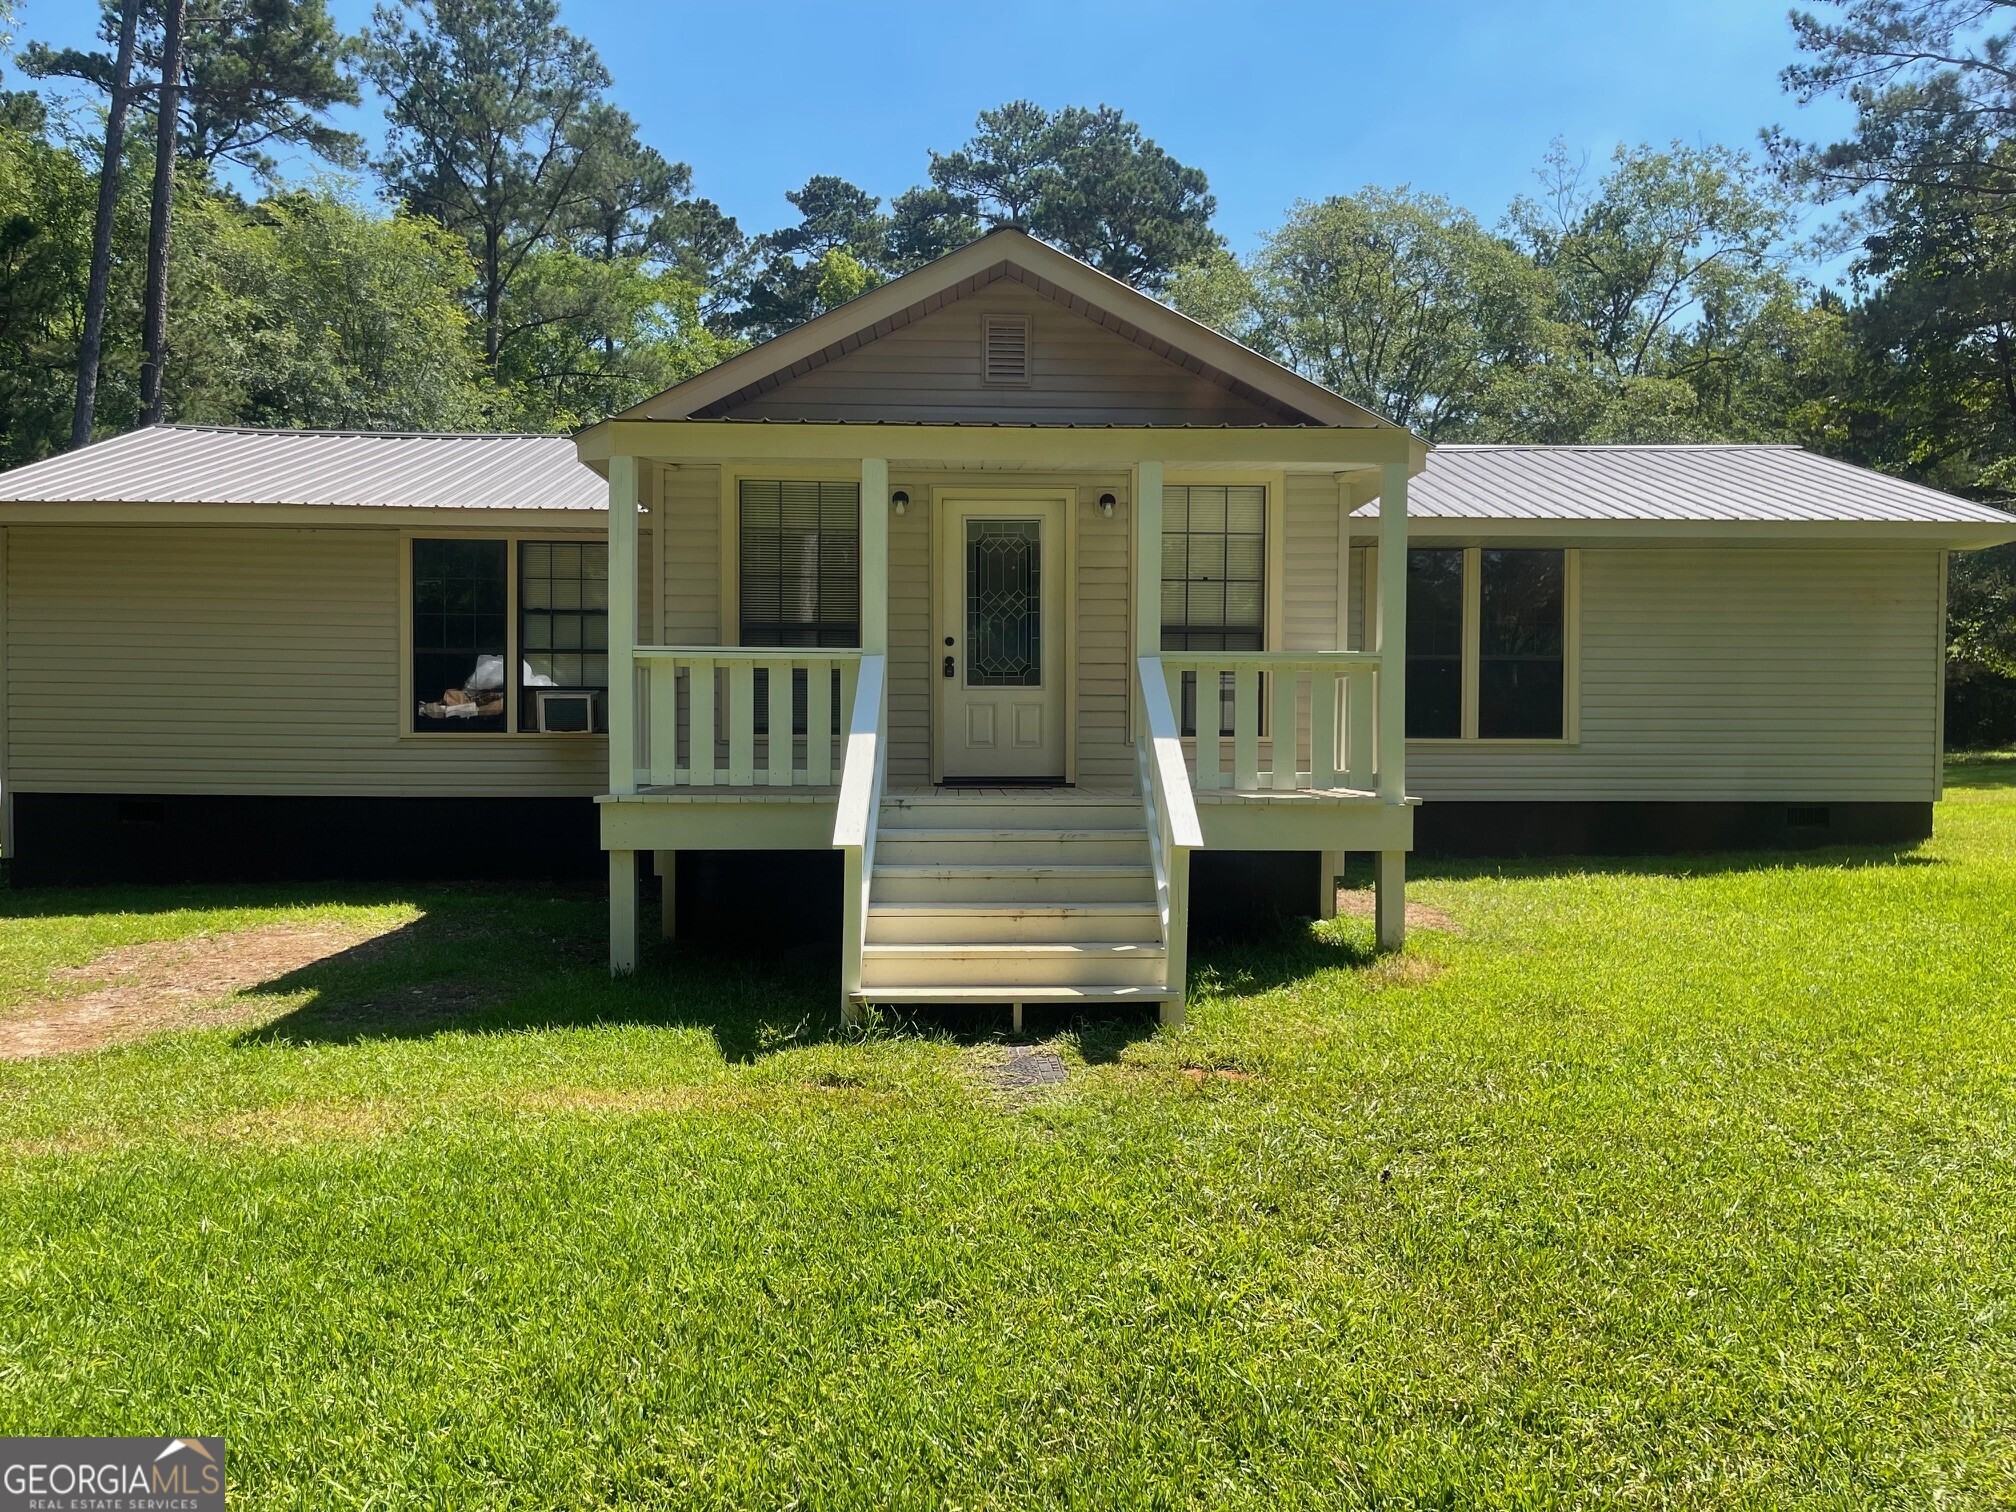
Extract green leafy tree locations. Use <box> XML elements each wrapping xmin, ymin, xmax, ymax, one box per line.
<box><xmin>923</xmin><ymin>100</ymin><xmax>1218</xmax><ymax>289</ymax></box>
<box><xmin>364</xmin><ymin>0</ymin><xmax>611</xmax><ymax>372</ymax></box>
<box><xmin>1174</xmin><ymin>188</ymin><xmax>1543</xmax><ymax>439</ymax></box>
<box><xmin>170</xmin><ymin>187</ymin><xmax>491</xmax><ymax>430</ymax></box>
<box><xmin>1036</xmin><ymin>105</ymin><xmax>1218</xmax><ymax>288</ymax></box>
<box><xmin>1773</xmin><ymin>0</ymin><xmax>2016</xmax><ymax>201</ymax></box>
<box><xmin>0</xmin><ymin>105</ymin><xmax>97</xmax><ymax>465</ymax></box>
<box><xmin>22</xmin><ymin>0</ymin><xmax>360</xmax><ymax>178</ymax></box>
<box><xmin>883</xmin><ymin>185</ymin><xmax>979</xmax><ymax>272</ymax></box>
<box><xmin>928</xmin><ymin>99</ymin><xmax>1052</xmax><ymax>224</ymax></box>
<box><xmin>1509</xmin><ymin>139</ymin><xmax>1798</xmax><ymax>384</ymax></box>
<box><xmin>1775</xmin><ymin>1</ymin><xmax>2016</xmax><ymax>743</ymax></box>
<box><xmin>730</xmin><ymin>176</ymin><xmax>889</xmax><ymax>338</ymax></box>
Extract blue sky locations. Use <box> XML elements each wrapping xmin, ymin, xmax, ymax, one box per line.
<box><xmin>11</xmin><ymin>0</ymin><xmax>1855</xmax><ymax>279</ymax></box>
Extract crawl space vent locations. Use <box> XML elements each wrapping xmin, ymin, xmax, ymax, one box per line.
<box><xmin>982</xmin><ymin>314</ymin><xmax>1032</xmax><ymax>386</ymax></box>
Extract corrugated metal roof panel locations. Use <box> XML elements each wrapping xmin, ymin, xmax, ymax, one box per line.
<box><xmin>1370</xmin><ymin>444</ymin><xmax>2015</xmax><ymax>528</ymax></box>
<box><xmin>2</xmin><ymin>429</ymin><xmax>2009</xmax><ymax>533</ymax></box>
<box><xmin>0</xmin><ymin>425</ymin><xmax>606</xmax><ymax>509</ymax></box>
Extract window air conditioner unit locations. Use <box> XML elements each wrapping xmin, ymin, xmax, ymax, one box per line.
<box><xmin>535</xmin><ymin>689</ymin><xmax>598</xmax><ymax>734</ymax></box>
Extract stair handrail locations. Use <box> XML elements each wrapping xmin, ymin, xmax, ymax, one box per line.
<box><xmin>1136</xmin><ymin>655</ymin><xmax>1201</xmax><ymax>1023</ymax></box>
<box><xmin>833</xmin><ymin>653</ymin><xmax>887</xmax><ymax>1019</ymax></box>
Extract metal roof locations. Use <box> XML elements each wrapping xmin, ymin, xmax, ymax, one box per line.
<box><xmin>1</xmin><ymin>429</ymin><xmax>2009</xmax><ymax>538</ymax></box>
<box><xmin>0</xmin><ymin>425</ymin><xmax>607</xmax><ymax>509</ymax></box>
<box><xmin>1368</xmin><ymin>443</ymin><xmax>2016</xmax><ymax>528</ymax></box>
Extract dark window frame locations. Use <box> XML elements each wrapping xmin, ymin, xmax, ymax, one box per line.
<box><xmin>735</xmin><ymin>478</ymin><xmax>863</xmax><ymax>738</ymax></box>
<box><xmin>407</xmin><ymin>534</ymin><xmax>609</xmax><ymax>738</ymax></box>
<box><xmin>1160</xmin><ymin>483</ymin><xmax>1269</xmax><ymax>738</ymax></box>
<box><xmin>1396</xmin><ymin>545</ymin><xmax>1574</xmax><ymax>743</ymax></box>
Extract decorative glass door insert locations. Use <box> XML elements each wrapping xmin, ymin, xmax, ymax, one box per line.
<box><xmin>965</xmin><ymin>519</ymin><xmax>1042</xmax><ymax>687</ymax></box>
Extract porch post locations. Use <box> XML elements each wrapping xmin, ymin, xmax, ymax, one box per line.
<box><xmin>1374</xmin><ymin>849</ymin><xmax>1405</xmax><ymax>952</ymax></box>
<box><xmin>610</xmin><ymin>850</ymin><xmax>638</xmax><ymax>973</ymax></box>
<box><xmin>1134</xmin><ymin>460</ymin><xmax>1163</xmax><ymax>742</ymax></box>
<box><xmin>607</xmin><ymin>453</ymin><xmax>639</xmax><ymax>795</ymax></box>
<box><xmin>1375</xmin><ymin>459</ymin><xmax>1408</xmax><ymax>952</ymax></box>
<box><xmin>1375</xmin><ymin>461</ymin><xmax>1407</xmax><ymax>802</ymax></box>
<box><xmin>860</xmin><ymin>457</ymin><xmax>888</xmax><ymax>655</ymax></box>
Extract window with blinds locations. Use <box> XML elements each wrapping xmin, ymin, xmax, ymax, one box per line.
<box><xmin>738</xmin><ymin>479</ymin><xmax>860</xmax><ymax>647</ymax></box>
<box><xmin>1161</xmin><ymin>484</ymin><xmax>1267</xmax><ymax>736</ymax></box>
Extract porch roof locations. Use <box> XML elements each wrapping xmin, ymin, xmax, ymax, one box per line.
<box><xmin>1378</xmin><ymin>444</ymin><xmax>2016</xmax><ymax>541</ymax></box>
<box><xmin>1</xmin><ymin>427</ymin><xmax>2009</xmax><ymax>546</ymax></box>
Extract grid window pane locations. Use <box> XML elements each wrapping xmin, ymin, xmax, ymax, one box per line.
<box><xmin>413</xmin><ymin>538</ymin><xmax>508</xmax><ymax>732</ymax></box>
<box><xmin>1405</xmin><ymin>548</ymin><xmax>1465</xmax><ymax>738</ymax></box>
<box><xmin>1159</xmin><ymin>485</ymin><xmax>1266</xmax><ymax>735</ymax></box>
<box><xmin>519</xmin><ymin>538</ymin><xmax>609</xmax><ymax>732</ymax></box>
<box><xmin>739</xmin><ymin>480</ymin><xmax>860</xmax><ymax>649</ymax></box>
<box><xmin>1478</xmin><ymin>549</ymin><xmax>1565</xmax><ymax>739</ymax></box>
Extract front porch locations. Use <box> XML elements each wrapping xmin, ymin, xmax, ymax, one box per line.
<box><xmin>591</xmin><ymin>439</ymin><xmax>1419</xmax><ymax>1024</ymax></box>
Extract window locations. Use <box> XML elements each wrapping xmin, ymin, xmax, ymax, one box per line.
<box><xmin>409</xmin><ymin>537</ymin><xmax>606</xmax><ymax>735</ymax></box>
<box><xmin>739</xmin><ymin>480</ymin><xmax>859</xmax><ymax>647</ymax></box>
<box><xmin>1400</xmin><ymin>547</ymin><xmax>1572</xmax><ymax>741</ymax></box>
<box><xmin>1405</xmin><ymin>549</ymin><xmax>1465</xmax><ymax>739</ymax></box>
<box><xmin>520</xmin><ymin>541</ymin><xmax>610</xmax><ymax>732</ymax></box>
<box><xmin>738</xmin><ymin>479</ymin><xmax>860</xmax><ymax>737</ymax></box>
<box><xmin>1162</xmin><ymin>484</ymin><xmax>1266</xmax><ymax>736</ymax></box>
<box><xmin>1477</xmin><ymin>549</ymin><xmax>1565</xmax><ymax>739</ymax></box>
<box><xmin>413</xmin><ymin>538</ymin><xmax>508</xmax><ymax>732</ymax></box>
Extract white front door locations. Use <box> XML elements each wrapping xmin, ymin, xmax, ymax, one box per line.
<box><xmin>936</xmin><ymin>497</ymin><xmax>1068</xmax><ymax>781</ymax></box>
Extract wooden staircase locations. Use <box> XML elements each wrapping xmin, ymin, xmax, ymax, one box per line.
<box><xmin>853</xmin><ymin>792</ymin><xmax>1175</xmax><ymax>1016</ymax></box>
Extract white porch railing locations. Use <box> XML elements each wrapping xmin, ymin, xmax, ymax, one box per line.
<box><xmin>633</xmin><ymin>646</ymin><xmax>863</xmax><ymax>788</ymax></box>
<box><xmin>832</xmin><ymin>655</ymin><xmax>887</xmax><ymax>1018</ymax></box>
<box><xmin>1156</xmin><ymin>651</ymin><xmax>1383</xmax><ymax>794</ymax></box>
<box><xmin>1136</xmin><ymin>657</ymin><xmax>1203</xmax><ymax>1024</ymax></box>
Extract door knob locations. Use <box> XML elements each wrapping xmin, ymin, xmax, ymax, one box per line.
<box><xmin>942</xmin><ymin>655</ymin><xmax>956</xmax><ymax>678</ymax></box>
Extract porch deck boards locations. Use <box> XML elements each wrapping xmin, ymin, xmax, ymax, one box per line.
<box><xmin>604</xmin><ymin>782</ymin><xmax>1385</xmax><ymax>804</ymax></box>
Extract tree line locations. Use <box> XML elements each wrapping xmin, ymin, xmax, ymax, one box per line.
<box><xmin>0</xmin><ymin>0</ymin><xmax>2011</xmax><ymax>741</ymax></box>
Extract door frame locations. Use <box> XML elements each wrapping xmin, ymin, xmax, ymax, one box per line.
<box><xmin>929</xmin><ymin>486</ymin><xmax>1077</xmax><ymax>785</ymax></box>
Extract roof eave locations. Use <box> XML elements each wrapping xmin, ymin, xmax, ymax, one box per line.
<box><xmin>1363</xmin><ymin>513</ymin><xmax>2016</xmax><ymax>548</ymax></box>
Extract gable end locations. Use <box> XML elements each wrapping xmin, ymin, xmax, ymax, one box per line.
<box><xmin>696</xmin><ymin>263</ymin><xmax>1323</xmax><ymax>426</ymax></box>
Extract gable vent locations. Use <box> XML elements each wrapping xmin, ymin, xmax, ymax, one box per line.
<box><xmin>982</xmin><ymin>313</ymin><xmax>1032</xmax><ymax>387</ymax></box>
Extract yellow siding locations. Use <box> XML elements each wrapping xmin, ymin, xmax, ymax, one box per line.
<box><xmin>719</xmin><ymin>282</ymin><xmax>1287</xmax><ymax>426</ymax></box>
<box><xmin>880</xmin><ymin>470</ymin><xmax>1134</xmax><ymax>784</ymax></box>
<box><xmin>6</xmin><ymin>524</ymin><xmax>614</xmax><ymax>797</ymax></box>
<box><xmin>656</xmin><ymin>463</ymin><xmax>720</xmax><ymax>643</ymax></box>
<box><xmin>887</xmin><ymin>479</ymin><xmax>931</xmax><ymax>781</ymax></box>
<box><xmin>1402</xmin><ymin>546</ymin><xmax>1944</xmax><ymax>802</ymax></box>
<box><xmin>1283</xmin><ymin>474</ymin><xmax>1344</xmax><ymax>652</ymax></box>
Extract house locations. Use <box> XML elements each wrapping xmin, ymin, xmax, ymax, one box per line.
<box><xmin>0</xmin><ymin>229</ymin><xmax>2010</xmax><ymax>1025</ymax></box>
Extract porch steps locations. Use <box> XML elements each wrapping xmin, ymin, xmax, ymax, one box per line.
<box><xmin>856</xmin><ymin>791</ymin><xmax>1171</xmax><ymax>1007</ymax></box>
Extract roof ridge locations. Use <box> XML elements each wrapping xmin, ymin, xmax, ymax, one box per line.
<box><xmin>150</xmin><ymin>424</ymin><xmax>568</xmax><ymax>441</ymax></box>
<box><xmin>1433</xmin><ymin>442</ymin><xmax>1805</xmax><ymax>452</ymax></box>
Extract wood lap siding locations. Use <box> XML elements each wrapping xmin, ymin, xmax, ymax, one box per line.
<box><xmin>656</xmin><ymin>463</ymin><xmax>719</xmax><ymax>643</ymax></box>
<box><xmin>1403</xmin><ymin>546</ymin><xmax>1943</xmax><ymax>802</ymax></box>
<box><xmin>882</xmin><ymin>471</ymin><xmax>1133</xmax><ymax>785</ymax></box>
<box><xmin>1075</xmin><ymin>480</ymin><xmax>1133</xmax><ymax>785</ymax></box>
<box><xmin>6</xmin><ymin>524</ymin><xmax>612</xmax><ymax>797</ymax></box>
<box><xmin>1283</xmin><ymin>475</ymin><xmax>1343</xmax><ymax>653</ymax></box>
<box><xmin>887</xmin><ymin>477</ymin><xmax>931</xmax><ymax>781</ymax></box>
<box><xmin>717</xmin><ymin>283</ymin><xmax>1288</xmax><ymax>427</ymax></box>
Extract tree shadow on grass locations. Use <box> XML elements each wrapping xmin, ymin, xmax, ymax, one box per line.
<box><xmin>236</xmin><ymin>921</ymin><xmax>842</xmax><ymax>1063</ymax></box>
<box><xmin>232</xmin><ymin>907</ymin><xmax>1160</xmax><ymax>1065</ymax></box>
<box><xmin>1185</xmin><ymin>917</ymin><xmax>1383</xmax><ymax>1002</ymax></box>
<box><xmin>1946</xmin><ymin>753</ymin><xmax>2016</xmax><ymax>790</ymax></box>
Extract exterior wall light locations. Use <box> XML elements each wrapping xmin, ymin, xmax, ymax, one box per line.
<box><xmin>1098</xmin><ymin>493</ymin><xmax>1116</xmax><ymax>518</ymax></box>
<box><xmin>891</xmin><ymin>490</ymin><xmax>909</xmax><ymax>515</ymax></box>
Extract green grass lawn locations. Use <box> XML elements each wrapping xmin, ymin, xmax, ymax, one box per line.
<box><xmin>2</xmin><ymin>759</ymin><xmax>2014</xmax><ymax>1508</ymax></box>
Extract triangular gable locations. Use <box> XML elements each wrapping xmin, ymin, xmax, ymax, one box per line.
<box><xmin>617</xmin><ymin>228</ymin><xmax>1396</xmax><ymax>430</ymax></box>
